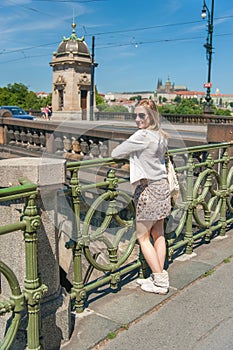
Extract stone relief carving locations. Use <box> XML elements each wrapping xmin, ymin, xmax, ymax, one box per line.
<box><xmin>78</xmin><ymin>73</ymin><xmax>90</xmax><ymax>86</ymax></box>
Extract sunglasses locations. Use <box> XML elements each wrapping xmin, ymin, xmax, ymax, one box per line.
<box><xmin>133</xmin><ymin>113</ymin><xmax>147</xmax><ymax>120</ymax></box>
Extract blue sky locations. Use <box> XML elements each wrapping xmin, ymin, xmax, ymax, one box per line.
<box><xmin>0</xmin><ymin>0</ymin><xmax>233</xmax><ymax>94</ymax></box>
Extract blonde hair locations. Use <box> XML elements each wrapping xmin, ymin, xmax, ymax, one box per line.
<box><xmin>136</xmin><ymin>99</ymin><xmax>169</xmax><ymax>138</ymax></box>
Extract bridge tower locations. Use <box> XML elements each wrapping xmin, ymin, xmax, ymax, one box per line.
<box><xmin>50</xmin><ymin>22</ymin><xmax>95</xmax><ymax>120</ymax></box>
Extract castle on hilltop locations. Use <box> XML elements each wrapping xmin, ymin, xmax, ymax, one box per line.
<box><xmin>156</xmin><ymin>77</ymin><xmax>188</xmax><ymax>93</ymax></box>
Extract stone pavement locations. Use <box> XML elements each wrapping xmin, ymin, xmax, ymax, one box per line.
<box><xmin>61</xmin><ymin>227</ymin><xmax>233</xmax><ymax>350</ymax></box>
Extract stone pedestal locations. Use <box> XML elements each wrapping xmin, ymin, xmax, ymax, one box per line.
<box><xmin>0</xmin><ymin>157</ymin><xmax>71</xmax><ymax>349</ymax></box>
<box><xmin>51</xmin><ymin>110</ymin><xmax>84</xmax><ymax>121</ymax></box>
<box><xmin>207</xmin><ymin>123</ymin><xmax>233</xmax><ymax>143</ymax></box>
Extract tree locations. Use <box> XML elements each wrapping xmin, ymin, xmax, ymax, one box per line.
<box><xmin>98</xmin><ymin>104</ymin><xmax>128</xmax><ymax>113</ymax></box>
<box><xmin>130</xmin><ymin>95</ymin><xmax>142</xmax><ymax>101</ymax></box>
<box><xmin>95</xmin><ymin>85</ymin><xmax>106</xmax><ymax>106</ymax></box>
<box><xmin>96</xmin><ymin>93</ymin><xmax>105</xmax><ymax>105</ymax></box>
<box><xmin>174</xmin><ymin>95</ymin><xmax>181</xmax><ymax>103</ymax></box>
<box><xmin>0</xmin><ymin>83</ymin><xmax>52</xmax><ymax>110</ymax></box>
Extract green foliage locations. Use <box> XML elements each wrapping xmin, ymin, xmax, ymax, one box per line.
<box><xmin>96</xmin><ymin>94</ymin><xmax>105</xmax><ymax>105</ymax></box>
<box><xmin>96</xmin><ymin>104</ymin><xmax>107</xmax><ymax>111</ymax></box>
<box><xmin>158</xmin><ymin>104</ymin><xmax>176</xmax><ymax>114</ymax></box>
<box><xmin>107</xmin><ymin>332</ymin><xmax>117</xmax><ymax>340</ymax></box>
<box><xmin>174</xmin><ymin>98</ymin><xmax>202</xmax><ymax>115</ymax></box>
<box><xmin>129</xmin><ymin>95</ymin><xmax>142</xmax><ymax>101</ymax></box>
<box><xmin>159</xmin><ymin>96</ymin><xmax>203</xmax><ymax>114</ymax></box>
<box><xmin>174</xmin><ymin>95</ymin><xmax>181</xmax><ymax>103</ymax></box>
<box><xmin>202</xmin><ymin>268</ymin><xmax>215</xmax><ymax>277</ymax></box>
<box><xmin>95</xmin><ymin>86</ymin><xmax>105</xmax><ymax>105</ymax></box>
<box><xmin>0</xmin><ymin>83</ymin><xmax>51</xmax><ymax>110</ymax></box>
<box><xmin>214</xmin><ymin>107</ymin><xmax>231</xmax><ymax>116</ymax></box>
<box><xmin>97</xmin><ymin>104</ymin><xmax>128</xmax><ymax>112</ymax></box>
<box><xmin>158</xmin><ymin>97</ymin><xmax>231</xmax><ymax>116</ymax></box>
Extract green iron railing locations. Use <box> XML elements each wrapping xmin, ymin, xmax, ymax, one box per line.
<box><xmin>0</xmin><ymin>179</ymin><xmax>47</xmax><ymax>350</ymax></box>
<box><xmin>166</xmin><ymin>142</ymin><xmax>233</xmax><ymax>259</ymax></box>
<box><xmin>65</xmin><ymin>157</ymin><xmax>140</xmax><ymax>313</ymax></box>
<box><xmin>65</xmin><ymin>142</ymin><xmax>233</xmax><ymax>313</ymax></box>
<box><xmin>0</xmin><ymin>141</ymin><xmax>232</xmax><ymax>346</ymax></box>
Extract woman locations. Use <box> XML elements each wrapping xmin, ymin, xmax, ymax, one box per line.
<box><xmin>111</xmin><ymin>99</ymin><xmax>171</xmax><ymax>294</ymax></box>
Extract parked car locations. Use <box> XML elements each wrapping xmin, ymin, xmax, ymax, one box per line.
<box><xmin>0</xmin><ymin>106</ymin><xmax>34</xmax><ymax>120</ymax></box>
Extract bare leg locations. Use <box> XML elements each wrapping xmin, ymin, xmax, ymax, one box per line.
<box><xmin>151</xmin><ymin>219</ymin><xmax>166</xmax><ymax>271</ymax></box>
<box><xmin>137</xmin><ymin>221</ymin><xmax>163</xmax><ymax>273</ymax></box>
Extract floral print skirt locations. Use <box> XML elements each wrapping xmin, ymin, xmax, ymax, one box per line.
<box><xmin>133</xmin><ymin>178</ymin><xmax>171</xmax><ymax>222</ymax></box>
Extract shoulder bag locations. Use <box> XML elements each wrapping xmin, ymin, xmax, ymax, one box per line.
<box><xmin>167</xmin><ymin>157</ymin><xmax>180</xmax><ymax>200</ymax></box>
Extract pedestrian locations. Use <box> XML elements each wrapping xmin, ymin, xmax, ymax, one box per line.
<box><xmin>45</xmin><ymin>105</ymin><xmax>52</xmax><ymax>120</ymax></box>
<box><xmin>40</xmin><ymin>107</ymin><xmax>46</xmax><ymax>119</ymax></box>
<box><xmin>48</xmin><ymin>105</ymin><xmax>52</xmax><ymax>120</ymax></box>
<box><xmin>111</xmin><ymin>99</ymin><xmax>171</xmax><ymax>294</ymax></box>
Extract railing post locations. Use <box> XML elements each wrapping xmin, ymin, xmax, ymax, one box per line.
<box><xmin>23</xmin><ymin>195</ymin><xmax>48</xmax><ymax>350</ymax></box>
<box><xmin>219</xmin><ymin>147</ymin><xmax>228</xmax><ymax>236</ymax></box>
<box><xmin>67</xmin><ymin>169</ymin><xmax>86</xmax><ymax>313</ymax></box>
<box><xmin>184</xmin><ymin>153</ymin><xmax>194</xmax><ymax>254</ymax></box>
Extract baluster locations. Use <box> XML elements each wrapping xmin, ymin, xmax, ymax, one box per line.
<box><xmin>99</xmin><ymin>141</ymin><xmax>108</xmax><ymax>158</ymax></box>
<box><xmin>89</xmin><ymin>139</ymin><xmax>100</xmax><ymax>158</ymax></box>
<box><xmin>54</xmin><ymin>134</ymin><xmax>64</xmax><ymax>154</ymax></box>
<box><xmin>79</xmin><ymin>138</ymin><xmax>90</xmax><ymax>158</ymax></box>
<box><xmin>14</xmin><ymin>128</ymin><xmax>20</xmax><ymax>145</ymax></box>
<box><xmin>39</xmin><ymin>131</ymin><xmax>46</xmax><ymax>150</ymax></box>
<box><xmin>71</xmin><ymin>138</ymin><xmax>83</xmax><ymax>160</ymax></box>
<box><xmin>63</xmin><ymin>136</ymin><xmax>72</xmax><ymax>154</ymax></box>
<box><xmin>20</xmin><ymin>128</ymin><xmax>27</xmax><ymax>147</ymax></box>
<box><xmin>26</xmin><ymin>129</ymin><xmax>34</xmax><ymax>149</ymax></box>
<box><xmin>8</xmin><ymin>127</ymin><xmax>16</xmax><ymax>145</ymax></box>
<box><xmin>32</xmin><ymin>131</ymin><xmax>40</xmax><ymax>150</ymax></box>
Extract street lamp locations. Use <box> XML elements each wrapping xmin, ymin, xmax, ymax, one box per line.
<box><xmin>90</xmin><ymin>36</ymin><xmax>95</xmax><ymax>121</ymax></box>
<box><xmin>201</xmin><ymin>0</ymin><xmax>214</xmax><ymax>114</ymax></box>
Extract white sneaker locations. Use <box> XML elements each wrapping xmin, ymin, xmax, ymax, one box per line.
<box><xmin>136</xmin><ymin>275</ymin><xmax>153</xmax><ymax>286</ymax></box>
<box><xmin>141</xmin><ymin>282</ymin><xmax>168</xmax><ymax>294</ymax></box>
<box><xmin>140</xmin><ymin>271</ymin><xmax>169</xmax><ymax>294</ymax></box>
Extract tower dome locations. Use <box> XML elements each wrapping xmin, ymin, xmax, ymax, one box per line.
<box><xmin>50</xmin><ymin>22</ymin><xmax>95</xmax><ymax>120</ymax></box>
<box><xmin>55</xmin><ymin>22</ymin><xmax>90</xmax><ymax>58</ymax></box>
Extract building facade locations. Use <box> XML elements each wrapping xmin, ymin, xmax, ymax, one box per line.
<box><xmin>50</xmin><ymin>22</ymin><xmax>95</xmax><ymax>120</ymax></box>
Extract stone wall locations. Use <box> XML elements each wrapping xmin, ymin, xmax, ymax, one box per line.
<box><xmin>0</xmin><ymin>157</ymin><xmax>71</xmax><ymax>350</ymax></box>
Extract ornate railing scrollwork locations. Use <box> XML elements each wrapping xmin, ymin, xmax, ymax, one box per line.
<box><xmin>65</xmin><ymin>144</ymin><xmax>233</xmax><ymax>312</ymax></box>
<box><xmin>166</xmin><ymin>142</ymin><xmax>233</xmax><ymax>259</ymax></box>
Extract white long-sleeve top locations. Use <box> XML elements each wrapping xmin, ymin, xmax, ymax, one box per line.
<box><xmin>111</xmin><ymin>129</ymin><xmax>168</xmax><ymax>185</ymax></box>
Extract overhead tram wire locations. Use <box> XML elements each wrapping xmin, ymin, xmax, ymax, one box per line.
<box><xmin>30</xmin><ymin>0</ymin><xmax>110</xmax><ymax>2</ymax></box>
<box><xmin>96</xmin><ymin>32</ymin><xmax>233</xmax><ymax>50</ymax></box>
<box><xmin>0</xmin><ymin>13</ymin><xmax>233</xmax><ymax>58</ymax></box>
<box><xmin>84</xmin><ymin>15</ymin><xmax>233</xmax><ymax>37</ymax></box>
<box><xmin>1</xmin><ymin>31</ymin><xmax>233</xmax><ymax>65</ymax></box>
